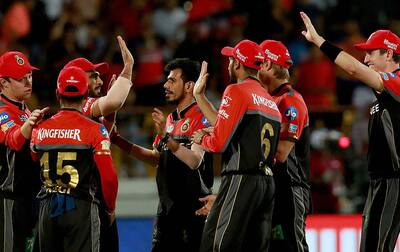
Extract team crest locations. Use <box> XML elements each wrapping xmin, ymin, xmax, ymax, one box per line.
<box><xmin>15</xmin><ymin>55</ymin><xmax>24</xmax><ymax>65</ymax></box>
<box><xmin>180</xmin><ymin>118</ymin><xmax>190</xmax><ymax>133</ymax></box>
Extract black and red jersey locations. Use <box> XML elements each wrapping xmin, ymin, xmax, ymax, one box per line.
<box><xmin>153</xmin><ymin>102</ymin><xmax>213</xmax><ymax>213</ymax></box>
<box><xmin>30</xmin><ymin>109</ymin><xmax>118</xmax><ymax>211</ymax></box>
<box><xmin>0</xmin><ymin>94</ymin><xmax>41</xmax><ymax>197</ymax></box>
<box><xmin>271</xmin><ymin>83</ymin><xmax>310</xmax><ymax>188</ymax></box>
<box><xmin>368</xmin><ymin>71</ymin><xmax>400</xmax><ymax>178</ymax></box>
<box><xmin>201</xmin><ymin>77</ymin><xmax>281</xmax><ymax>174</ymax></box>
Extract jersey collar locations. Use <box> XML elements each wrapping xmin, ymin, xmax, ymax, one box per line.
<box><xmin>172</xmin><ymin>100</ymin><xmax>196</xmax><ymax>121</ymax></box>
<box><xmin>0</xmin><ymin>94</ymin><xmax>25</xmax><ymax>111</ymax></box>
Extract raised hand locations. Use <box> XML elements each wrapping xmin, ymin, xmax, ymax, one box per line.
<box><xmin>193</xmin><ymin>61</ymin><xmax>209</xmax><ymax>96</ymax></box>
<box><xmin>299</xmin><ymin>12</ymin><xmax>325</xmax><ymax>47</ymax></box>
<box><xmin>152</xmin><ymin>108</ymin><xmax>166</xmax><ymax>136</ymax></box>
<box><xmin>117</xmin><ymin>36</ymin><xmax>134</xmax><ymax>68</ymax></box>
<box><xmin>28</xmin><ymin>107</ymin><xmax>49</xmax><ymax>126</ymax></box>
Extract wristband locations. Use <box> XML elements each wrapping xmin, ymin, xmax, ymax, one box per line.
<box><xmin>160</xmin><ymin>133</ymin><xmax>170</xmax><ymax>144</ymax></box>
<box><xmin>319</xmin><ymin>41</ymin><xmax>343</xmax><ymax>62</ymax></box>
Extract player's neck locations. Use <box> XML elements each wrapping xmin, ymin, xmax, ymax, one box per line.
<box><xmin>269</xmin><ymin>79</ymin><xmax>289</xmax><ymax>93</ymax></box>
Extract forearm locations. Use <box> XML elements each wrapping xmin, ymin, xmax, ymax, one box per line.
<box><xmin>167</xmin><ymin>139</ymin><xmax>204</xmax><ymax>169</ymax></box>
<box><xmin>194</xmin><ymin>94</ymin><xmax>218</xmax><ymax>126</ymax></box>
<box><xmin>97</xmin><ymin>76</ymin><xmax>132</xmax><ymax>116</ymax></box>
<box><xmin>112</xmin><ymin>134</ymin><xmax>159</xmax><ymax>166</ymax></box>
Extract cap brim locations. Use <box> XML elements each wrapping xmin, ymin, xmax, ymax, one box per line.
<box><xmin>354</xmin><ymin>43</ymin><xmax>376</xmax><ymax>51</ymax></box>
<box><xmin>94</xmin><ymin>62</ymin><xmax>109</xmax><ymax>75</ymax></box>
<box><xmin>221</xmin><ymin>47</ymin><xmax>234</xmax><ymax>56</ymax></box>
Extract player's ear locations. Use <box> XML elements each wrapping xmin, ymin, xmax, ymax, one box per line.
<box><xmin>386</xmin><ymin>49</ymin><xmax>394</xmax><ymax>61</ymax></box>
<box><xmin>234</xmin><ymin>59</ymin><xmax>240</xmax><ymax>70</ymax></box>
<box><xmin>185</xmin><ymin>81</ymin><xmax>194</xmax><ymax>92</ymax></box>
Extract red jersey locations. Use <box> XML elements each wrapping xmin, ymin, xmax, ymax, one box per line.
<box><xmin>368</xmin><ymin>71</ymin><xmax>400</xmax><ymax>177</ymax></box>
<box><xmin>202</xmin><ymin>77</ymin><xmax>281</xmax><ymax>173</ymax></box>
<box><xmin>82</xmin><ymin>97</ymin><xmax>97</xmax><ymax>118</ymax></box>
<box><xmin>153</xmin><ymin>102</ymin><xmax>213</xmax><ymax>212</ymax></box>
<box><xmin>0</xmin><ymin>94</ymin><xmax>41</xmax><ymax>197</ymax></box>
<box><xmin>30</xmin><ymin>109</ymin><xmax>118</xmax><ymax>211</ymax></box>
<box><xmin>271</xmin><ymin>83</ymin><xmax>310</xmax><ymax>187</ymax></box>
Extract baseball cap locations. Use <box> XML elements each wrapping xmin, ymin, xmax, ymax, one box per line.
<box><xmin>57</xmin><ymin>67</ymin><xmax>88</xmax><ymax>97</ymax></box>
<box><xmin>64</xmin><ymin>57</ymin><xmax>109</xmax><ymax>75</ymax></box>
<box><xmin>354</xmin><ymin>30</ymin><xmax>400</xmax><ymax>54</ymax></box>
<box><xmin>0</xmin><ymin>51</ymin><xmax>39</xmax><ymax>79</ymax></box>
<box><xmin>221</xmin><ymin>40</ymin><xmax>265</xmax><ymax>70</ymax></box>
<box><xmin>259</xmin><ymin>40</ymin><xmax>292</xmax><ymax>69</ymax></box>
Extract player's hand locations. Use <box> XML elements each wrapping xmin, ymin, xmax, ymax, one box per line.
<box><xmin>152</xmin><ymin>108</ymin><xmax>166</xmax><ymax>136</ymax></box>
<box><xmin>195</xmin><ymin>194</ymin><xmax>216</xmax><ymax>216</ymax></box>
<box><xmin>299</xmin><ymin>12</ymin><xmax>325</xmax><ymax>47</ymax></box>
<box><xmin>193</xmin><ymin>61</ymin><xmax>209</xmax><ymax>97</ymax></box>
<box><xmin>117</xmin><ymin>36</ymin><xmax>134</xmax><ymax>67</ymax></box>
<box><xmin>192</xmin><ymin>129</ymin><xmax>206</xmax><ymax>144</ymax></box>
<box><xmin>28</xmin><ymin>107</ymin><xmax>49</xmax><ymax>126</ymax></box>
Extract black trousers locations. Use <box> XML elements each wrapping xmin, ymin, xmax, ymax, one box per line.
<box><xmin>200</xmin><ymin>174</ymin><xmax>275</xmax><ymax>252</ymax></box>
<box><xmin>38</xmin><ymin>197</ymin><xmax>100</xmax><ymax>252</ymax></box>
<box><xmin>360</xmin><ymin>178</ymin><xmax>400</xmax><ymax>252</ymax></box>
<box><xmin>151</xmin><ymin>203</ymin><xmax>206</xmax><ymax>252</ymax></box>
<box><xmin>99</xmin><ymin>208</ymin><xmax>119</xmax><ymax>252</ymax></box>
<box><xmin>269</xmin><ymin>182</ymin><xmax>311</xmax><ymax>252</ymax></box>
<box><xmin>0</xmin><ymin>195</ymin><xmax>38</xmax><ymax>252</ymax></box>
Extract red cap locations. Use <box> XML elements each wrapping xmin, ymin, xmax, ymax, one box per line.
<box><xmin>354</xmin><ymin>30</ymin><xmax>400</xmax><ymax>54</ymax></box>
<box><xmin>64</xmin><ymin>57</ymin><xmax>109</xmax><ymax>75</ymax></box>
<box><xmin>221</xmin><ymin>40</ymin><xmax>265</xmax><ymax>70</ymax></box>
<box><xmin>57</xmin><ymin>67</ymin><xmax>88</xmax><ymax>97</ymax></box>
<box><xmin>259</xmin><ymin>40</ymin><xmax>292</xmax><ymax>69</ymax></box>
<box><xmin>0</xmin><ymin>51</ymin><xmax>39</xmax><ymax>79</ymax></box>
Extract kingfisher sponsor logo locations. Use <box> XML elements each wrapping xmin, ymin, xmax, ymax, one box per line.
<box><xmin>37</xmin><ymin>128</ymin><xmax>82</xmax><ymax>141</ymax></box>
<box><xmin>252</xmin><ymin>94</ymin><xmax>279</xmax><ymax>111</ymax></box>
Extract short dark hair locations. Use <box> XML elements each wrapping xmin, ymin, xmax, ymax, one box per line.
<box><xmin>59</xmin><ymin>94</ymin><xmax>86</xmax><ymax>102</ymax></box>
<box><xmin>164</xmin><ymin>58</ymin><xmax>200</xmax><ymax>83</ymax></box>
<box><xmin>379</xmin><ymin>49</ymin><xmax>400</xmax><ymax>64</ymax></box>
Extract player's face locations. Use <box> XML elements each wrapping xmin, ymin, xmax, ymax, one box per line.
<box><xmin>164</xmin><ymin>69</ymin><xmax>185</xmax><ymax>104</ymax></box>
<box><xmin>1</xmin><ymin>72</ymin><xmax>32</xmax><ymax>101</ymax></box>
<box><xmin>87</xmin><ymin>71</ymin><xmax>103</xmax><ymax>97</ymax></box>
<box><xmin>228</xmin><ymin>57</ymin><xmax>237</xmax><ymax>83</ymax></box>
<box><xmin>364</xmin><ymin>49</ymin><xmax>388</xmax><ymax>72</ymax></box>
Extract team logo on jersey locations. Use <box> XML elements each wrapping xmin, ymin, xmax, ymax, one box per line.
<box><xmin>180</xmin><ymin>118</ymin><xmax>190</xmax><ymax>133</ymax></box>
<box><xmin>201</xmin><ymin>116</ymin><xmax>211</xmax><ymax>127</ymax></box>
<box><xmin>15</xmin><ymin>55</ymin><xmax>24</xmax><ymax>65</ymax></box>
<box><xmin>288</xmin><ymin>123</ymin><xmax>298</xmax><ymax>134</ymax></box>
<box><xmin>284</xmin><ymin>106</ymin><xmax>298</xmax><ymax>120</ymax></box>
<box><xmin>1</xmin><ymin>120</ymin><xmax>15</xmax><ymax>132</ymax></box>
<box><xmin>19</xmin><ymin>114</ymin><xmax>28</xmax><ymax>122</ymax></box>
<box><xmin>0</xmin><ymin>112</ymin><xmax>10</xmax><ymax>123</ymax></box>
<box><xmin>166</xmin><ymin>125</ymin><xmax>174</xmax><ymax>133</ymax></box>
<box><xmin>100</xmin><ymin>125</ymin><xmax>109</xmax><ymax>138</ymax></box>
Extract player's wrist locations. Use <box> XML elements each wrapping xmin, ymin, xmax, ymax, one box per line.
<box><xmin>319</xmin><ymin>40</ymin><xmax>343</xmax><ymax>62</ymax></box>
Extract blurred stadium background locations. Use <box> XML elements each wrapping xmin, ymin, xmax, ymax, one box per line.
<box><xmin>1</xmin><ymin>0</ymin><xmax>400</xmax><ymax>251</ymax></box>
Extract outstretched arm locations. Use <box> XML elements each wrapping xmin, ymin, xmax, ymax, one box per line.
<box><xmin>300</xmin><ymin>11</ymin><xmax>384</xmax><ymax>92</ymax></box>
<box><xmin>92</xmin><ymin>36</ymin><xmax>134</xmax><ymax>117</ymax></box>
<box><xmin>193</xmin><ymin>61</ymin><xmax>218</xmax><ymax>126</ymax></box>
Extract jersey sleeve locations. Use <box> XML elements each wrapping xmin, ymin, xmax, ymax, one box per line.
<box><xmin>278</xmin><ymin>96</ymin><xmax>307</xmax><ymax>141</ymax></box>
<box><xmin>380</xmin><ymin>72</ymin><xmax>400</xmax><ymax>100</ymax></box>
<box><xmin>0</xmin><ymin>110</ymin><xmax>27</xmax><ymax>151</ymax></box>
<box><xmin>82</xmin><ymin>97</ymin><xmax>97</xmax><ymax>117</ymax></box>
<box><xmin>201</xmin><ymin>85</ymin><xmax>247</xmax><ymax>152</ymax></box>
<box><xmin>93</xmin><ymin>124</ymin><xmax>118</xmax><ymax>211</ymax></box>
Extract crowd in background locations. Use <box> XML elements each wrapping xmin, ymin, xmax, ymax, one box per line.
<box><xmin>1</xmin><ymin>0</ymin><xmax>400</xmax><ymax>214</ymax></box>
